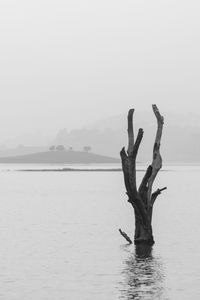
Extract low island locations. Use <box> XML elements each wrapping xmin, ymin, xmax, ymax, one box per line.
<box><xmin>0</xmin><ymin>150</ymin><xmax>120</xmax><ymax>164</ymax></box>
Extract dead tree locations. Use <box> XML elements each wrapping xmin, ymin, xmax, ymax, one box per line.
<box><xmin>120</xmin><ymin>105</ymin><xmax>166</xmax><ymax>245</ymax></box>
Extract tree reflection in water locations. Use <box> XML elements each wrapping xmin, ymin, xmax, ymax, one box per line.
<box><xmin>119</xmin><ymin>245</ymin><xmax>167</xmax><ymax>300</ymax></box>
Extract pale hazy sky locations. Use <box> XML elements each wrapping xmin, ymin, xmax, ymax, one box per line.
<box><xmin>0</xmin><ymin>0</ymin><xmax>200</xmax><ymax>143</ymax></box>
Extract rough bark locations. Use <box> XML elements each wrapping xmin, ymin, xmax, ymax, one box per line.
<box><xmin>120</xmin><ymin>105</ymin><xmax>166</xmax><ymax>245</ymax></box>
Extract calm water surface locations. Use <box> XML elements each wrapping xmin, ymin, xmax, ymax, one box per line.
<box><xmin>0</xmin><ymin>164</ymin><xmax>199</xmax><ymax>299</ymax></box>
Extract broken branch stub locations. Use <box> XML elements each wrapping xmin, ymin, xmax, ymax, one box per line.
<box><xmin>119</xmin><ymin>229</ymin><xmax>133</xmax><ymax>244</ymax></box>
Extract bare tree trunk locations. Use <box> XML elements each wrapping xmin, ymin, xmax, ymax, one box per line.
<box><xmin>120</xmin><ymin>105</ymin><xmax>166</xmax><ymax>245</ymax></box>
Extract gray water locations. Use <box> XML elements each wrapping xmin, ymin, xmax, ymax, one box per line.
<box><xmin>0</xmin><ymin>165</ymin><xmax>199</xmax><ymax>299</ymax></box>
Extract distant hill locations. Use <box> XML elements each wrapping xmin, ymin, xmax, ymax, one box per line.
<box><xmin>0</xmin><ymin>150</ymin><xmax>120</xmax><ymax>164</ymax></box>
<box><xmin>53</xmin><ymin>111</ymin><xmax>200</xmax><ymax>163</ymax></box>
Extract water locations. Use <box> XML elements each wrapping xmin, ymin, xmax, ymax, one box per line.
<box><xmin>0</xmin><ymin>164</ymin><xmax>199</xmax><ymax>299</ymax></box>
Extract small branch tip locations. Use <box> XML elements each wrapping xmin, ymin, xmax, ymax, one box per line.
<box><xmin>128</xmin><ymin>108</ymin><xmax>135</xmax><ymax>114</ymax></box>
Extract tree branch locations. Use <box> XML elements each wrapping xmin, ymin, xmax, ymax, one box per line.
<box><xmin>151</xmin><ymin>187</ymin><xmax>167</xmax><ymax>206</ymax></box>
<box><xmin>120</xmin><ymin>147</ymin><xmax>132</xmax><ymax>197</ymax></box>
<box><xmin>119</xmin><ymin>229</ymin><xmax>133</xmax><ymax>244</ymax></box>
<box><xmin>147</xmin><ymin>105</ymin><xmax>164</xmax><ymax>205</ymax></box>
<box><xmin>122</xmin><ymin>109</ymin><xmax>141</xmax><ymax>197</ymax></box>
<box><xmin>127</xmin><ymin>109</ymin><xmax>134</xmax><ymax>155</ymax></box>
<box><xmin>120</xmin><ymin>109</ymin><xmax>148</xmax><ymax>221</ymax></box>
<box><xmin>133</xmin><ymin>128</ymin><xmax>144</xmax><ymax>157</ymax></box>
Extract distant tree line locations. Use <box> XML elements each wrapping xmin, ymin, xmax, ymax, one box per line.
<box><xmin>49</xmin><ymin>145</ymin><xmax>92</xmax><ymax>152</ymax></box>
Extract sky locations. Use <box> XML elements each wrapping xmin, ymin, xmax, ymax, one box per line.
<box><xmin>0</xmin><ymin>0</ymin><xmax>200</xmax><ymax>144</ymax></box>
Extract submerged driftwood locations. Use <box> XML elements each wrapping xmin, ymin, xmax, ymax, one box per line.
<box><xmin>120</xmin><ymin>105</ymin><xmax>166</xmax><ymax>245</ymax></box>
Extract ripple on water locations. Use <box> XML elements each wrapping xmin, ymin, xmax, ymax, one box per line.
<box><xmin>118</xmin><ymin>246</ymin><xmax>169</xmax><ymax>300</ymax></box>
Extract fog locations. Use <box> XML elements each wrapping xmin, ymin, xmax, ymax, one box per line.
<box><xmin>0</xmin><ymin>0</ymin><xmax>200</xmax><ymax>143</ymax></box>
